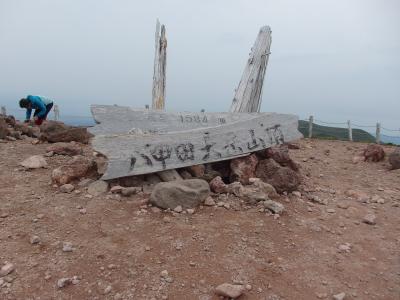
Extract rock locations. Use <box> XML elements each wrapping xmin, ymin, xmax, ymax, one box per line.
<box><xmin>230</xmin><ymin>154</ymin><xmax>258</xmax><ymax>184</ymax></box>
<box><xmin>57</xmin><ymin>277</ymin><xmax>72</xmax><ymax>288</ymax></box>
<box><xmin>258</xmin><ymin>145</ymin><xmax>299</xmax><ymax>171</ymax></box>
<box><xmin>40</xmin><ymin>121</ymin><xmax>92</xmax><ymax>144</ymax></box>
<box><xmin>62</xmin><ymin>242</ymin><xmax>73</xmax><ymax>252</ymax></box>
<box><xmin>209</xmin><ymin>176</ymin><xmax>227</xmax><ymax>193</ymax></box>
<box><xmin>187</xmin><ymin>208</ymin><xmax>195</xmax><ymax>214</ymax></box>
<box><xmin>263</xmin><ymin>200</ymin><xmax>285</xmax><ymax>214</ymax></box>
<box><xmin>327</xmin><ymin>208</ymin><xmax>336</xmax><ymax>213</ymax></box>
<box><xmin>14</xmin><ymin>122</ymin><xmax>40</xmax><ymax>137</ymax></box>
<box><xmin>204</xmin><ymin>196</ymin><xmax>216</xmax><ymax>206</ymax></box>
<box><xmin>104</xmin><ymin>285</ymin><xmax>112</xmax><ymax>294</ymax></box>
<box><xmin>52</xmin><ymin>155</ymin><xmax>96</xmax><ymax>185</ymax></box>
<box><xmin>363</xmin><ymin>144</ymin><xmax>385</xmax><ymax>162</ymax></box>
<box><xmin>150</xmin><ymin>179</ymin><xmax>210</xmax><ymax>210</ymax></box>
<box><xmin>292</xmin><ymin>191</ymin><xmax>301</xmax><ymax>197</ymax></box>
<box><xmin>215</xmin><ymin>283</ymin><xmax>245</xmax><ymax>299</ymax></box>
<box><xmin>174</xmin><ymin>206</ymin><xmax>183</xmax><ymax>213</ymax></box>
<box><xmin>179</xmin><ymin>170</ymin><xmax>193</xmax><ymax>179</ymax></box>
<box><xmin>0</xmin><ymin>118</ymin><xmax>9</xmax><ymax>139</ymax></box>
<box><xmin>255</xmin><ymin>159</ymin><xmax>301</xmax><ymax>193</ymax></box>
<box><xmin>46</xmin><ymin>142</ymin><xmax>83</xmax><ymax>156</ymax></box>
<box><xmin>0</xmin><ymin>263</ymin><xmax>15</xmax><ymax>277</ymax></box>
<box><xmin>60</xmin><ymin>184</ymin><xmax>75</xmax><ymax>193</ymax></box>
<box><xmin>95</xmin><ymin>156</ymin><xmax>108</xmax><ymax>175</ymax></box>
<box><xmin>333</xmin><ymin>292</ymin><xmax>346</xmax><ymax>300</ymax></box>
<box><xmin>248</xmin><ymin>178</ymin><xmax>279</xmax><ymax>199</ymax></box>
<box><xmin>30</xmin><ymin>235</ymin><xmax>41</xmax><ymax>244</ymax></box>
<box><xmin>87</xmin><ymin>180</ymin><xmax>108</xmax><ymax>196</ymax></box>
<box><xmin>20</xmin><ymin>155</ymin><xmax>48</xmax><ymax>169</ymax></box>
<box><xmin>363</xmin><ymin>214</ymin><xmax>376</xmax><ymax>225</ymax></box>
<box><xmin>338</xmin><ymin>243</ymin><xmax>351</xmax><ymax>253</ymax></box>
<box><xmin>201</xmin><ymin>169</ymin><xmax>222</xmax><ymax>182</ymax></box>
<box><xmin>345</xmin><ymin>190</ymin><xmax>369</xmax><ymax>202</ymax></box>
<box><xmin>121</xmin><ymin>187</ymin><xmax>141</xmax><ymax>196</ymax></box>
<box><xmin>187</xmin><ymin>165</ymin><xmax>205</xmax><ymax>177</ymax></box>
<box><xmin>389</xmin><ymin>148</ymin><xmax>400</xmax><ymax>170</ymax></box>
<box><xmin>110</xmin><ymin>185</ymin><xmax>123</xmax><ymax>193</ymax></box>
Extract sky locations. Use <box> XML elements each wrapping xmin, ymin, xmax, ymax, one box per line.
<box><xmin>0</xmin><ymin>0</ymin><xmax>399</xmax><ymax>131</ymax></box>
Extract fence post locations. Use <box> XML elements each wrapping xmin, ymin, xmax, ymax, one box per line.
<box><xmin>376</xmin><ymin>122</ymin><xmax>381</xmax><ymax>144</ymax></box>
<box><xmin>53</xmin><ymin>104</ymin><xmax>60</xmax><ymax>121</ymax></box>
<box><xmin>347</xmin><ymin>120</ymin><xmax>353</xmax><ymax>142</ymax></box>
<box><xmin>308</xmin><ymin>115</ymin><xmax>313</xmax><ymax>138</ymax></box>
<box><xmin>0</xmin><ymin>106</ymin><xmax>6</xmax><ymax>116</ymax></box>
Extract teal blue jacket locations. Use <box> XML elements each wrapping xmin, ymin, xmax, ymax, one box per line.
<box><xmin>25</xmin><ymin>95</ymin><xmax>53</xmax><ymax>119</ymax></box>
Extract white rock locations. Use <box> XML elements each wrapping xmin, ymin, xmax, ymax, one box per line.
<box><xmin>87</xmin><ymin>180</ymin><xmax>109</xmax><ymax>196</ymax></box>
<box><xmin>62</xmin><ymin>242</ymin><xmax>74</xmax><ymax>252</ymax></box>
<box><xmin>173</xmin><ymin>206</ymin><xmax>183</xmax><ymax>213</ymax></box>
<box><xmin>57</xmin><ymin>277</ymin><xmax>72</xmax><ymax>288</ymax></box>
<box><xmin>215</xmin><ymin>283</ymin><xmax>245</xmax><ymax>299</ymax></box>
<box><xmin>30</xmin><ymin>235</ymin><xmax>41</xmax><ymax>244</ymax></box>
<box><xmin>20</xmin><ymin>155</ymin><xmax>47</xmax><ymax>169</ymax></box>
<box><xmin>104</xmin><ymin>285</ymin><xmax>112</xmax><ymax>294</ymax></box>
<box><xmin>160</xmin><ymin>270</ymin><xmax>169</xmax><ymax>278</ymax></box>
<box><xmin>333</xmin><ymin>292</ymin><xmax>346</xmax><ymax>300</ymax></box>
<box><xmin>363</xmin><ymin>214</ymin><xmax>376</xmax><ymax>225</ymax></box>
<box><xmin>204</xmin><ymin>197</ymin><xmax>216</xmax><ymax>206</ymax></box>
<box><xmin>263</xmin><ymin>200</ymin><xmax>285</xmax><ymax>214</ymax></box>
<box><xmin>0</xmin><ymin>263</ymin><xmax>15</xmax><ymax>277</ymax></box>
<box><xmin>60</xmin><ymin>184</ymin><xmax>75</xmax><ymax>193</ymax></box>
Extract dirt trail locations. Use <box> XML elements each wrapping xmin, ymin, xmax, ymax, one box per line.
<box><xmin>0</xmin><ymin>139</ymin><xmax>399</xmax><ymax>299</ymax></box>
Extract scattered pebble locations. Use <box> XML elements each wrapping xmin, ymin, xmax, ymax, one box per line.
<box><xmin>363</xmin><ymin>214</ymin><xmax>376</xmax><ymax>225</ymax></box>
<box><xmin>215</xmin><ymin>283</ymin><xmax>245</xmax><ymax>299</ymax></box>
<box><xmin>62</xmin><ymin>242</ymin><xmax>74</xmax><ymax>252</ymax></box>
<box><xmin>333</xmin><ymin>292</ymin><xmax>346</xmax><ymax>300</ymax></box>
<box><xmin>30</xmin><ymin>235</ymin><xmax>41</xmax><ymax>244</ymax></box>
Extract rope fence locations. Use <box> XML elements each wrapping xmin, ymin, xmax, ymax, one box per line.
<box><xmin>302</xmin><ymin>115</ymin><xmax>400</xmax><ymax>144</ymax></box>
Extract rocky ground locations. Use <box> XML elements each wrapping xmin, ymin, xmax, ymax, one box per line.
<box><xmin>0</xmin><ymin>137</ymin><xmax>399</xmax><ymax>300</ymax></box>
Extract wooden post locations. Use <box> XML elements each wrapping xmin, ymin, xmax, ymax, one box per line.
<box><xmin>347</xmin><ymin>120</ymin><xmax>353</xmax><ymax>141</ymax></box>
<box><xmin>152</xmin><ymin>19</ymin><xmax>167</xmax><ymax>110</ymax></box>
<box><xmin>151</xmin><ymin>20</ymin><xmax>180</xmax><ymax>181</ymax></box>
<box><xmin>53</xmin><ymin>104</ymin><xmax>60</xmax><ymax>121</ymax></box>
<box><xmin>376</xmin><ymin>122</ymin><xmax>381</xmax><ymax>144</ymax></box>
<box><xmin>230</xmin><ymin>26</ymin><xmax>272</xmax><ymax>113</ymax></box>
<box><xmin>0</xmin><ymin>106</ymin><xmax>6</xmax><ymax>116</ymax></box>
<box><xmin>308</xmin><ymin>115</ymin><xmax>313</xmax><ymax>138</ymax></box>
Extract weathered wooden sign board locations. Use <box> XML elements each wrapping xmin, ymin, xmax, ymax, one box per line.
<box><xmin>90</xmin><ymin>112</ymin><xmax>302</xmax><ymax>180</ymax></box>
<box><xmin>89</xmin><ymin>105</ymin><xmax>259</xmax><ymax>135</ymax></box>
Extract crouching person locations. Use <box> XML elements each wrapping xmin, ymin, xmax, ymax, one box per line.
<box><xmin>19</xmin><ymin>95</ymin><xmax>54</xmax><ymax>125</ymax></box>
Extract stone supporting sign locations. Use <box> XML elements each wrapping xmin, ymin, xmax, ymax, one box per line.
<box><xmin>90</xmin><ymin>111</ymin><xmax>301</xmax><ymax>180</ymax></box>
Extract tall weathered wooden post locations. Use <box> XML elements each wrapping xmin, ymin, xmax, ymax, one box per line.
<box><xmin>230</xmin><ymin>26</ymin><xmax>272</xmax><ymax>113</ymax></box>
<box><xmin>152</xmin><ymin>19</ymin><xmax>167</xmax><ymax>110</ymax></box>
<box><xmin>151</xmin><ymin>20</ymin><xmax>182</xmax><ymax>181</ymax></box>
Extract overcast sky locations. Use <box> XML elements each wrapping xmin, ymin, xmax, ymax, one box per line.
<box><xmin>0</xmin><ymin>0</ymin><xmax>399</xmax><ymax>129</ymax></box>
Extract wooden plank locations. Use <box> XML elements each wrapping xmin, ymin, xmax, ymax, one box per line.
<box><xmin>152</xmin><ymin>20</ymin><xmax>167</xmax><ymax>110</ymax></box>
<box><xmin>230</xmin><ymin>26</ymin><xmax>272</xmax><ymax>113</ymax></box>
<box><xmin>92</xmin><ymin>113</ymin><xmax>302</xmax><ymax>180</ymax></box>
<box><xmin>89</xmin><ymin>104</ymin><xmax>259</xmax><ymax>135</ymax></box>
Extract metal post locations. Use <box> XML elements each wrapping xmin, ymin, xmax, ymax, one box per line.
<box><xmin>308</xmin><ymin>115</ymin><xmax>313</xmax><ymax>138</ymax></box>
<box><xmin>347</xmin><ymin>120</ymin><xmax>353</xmax><ymax>142</ymax></box>
<box><xmin>0</xmin><ymin>106</ymin><xmax>6</xmax><ymax>116</ymax></box>
<box><xmin>376</xmin><ymin>122</ymin><xmax>381</xmax><ymax>144</ymax></box>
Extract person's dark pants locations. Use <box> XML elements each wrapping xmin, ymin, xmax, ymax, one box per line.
<box><xmin>34</xmin><ymin>103</ymin><xmax>53</xmax><ymax>125</ymax></box>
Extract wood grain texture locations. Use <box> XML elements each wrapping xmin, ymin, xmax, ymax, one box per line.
<box><xmin>152</xmin><ymin>20</ymin><xmax>167</xmax><ymax>110</ymax></box>
<box><xmin>230</xmin><ymin>26</ymin><xmax>272</xmax><ymax>113</ymax></box>
<box><xmin>89</xmin><ymin>105</ymin><xmax>259</xmax><ymax>135</ymax></box>
<box><xmin>92</xmin><ymin>113</ymin><xmax>302</xmax><ymax>180</ymax></box>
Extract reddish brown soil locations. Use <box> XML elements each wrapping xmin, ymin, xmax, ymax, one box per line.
<box><xmin>0</xmin><ymin>139</ymin><xmax>399</xmax><ymax>300</ymax></box>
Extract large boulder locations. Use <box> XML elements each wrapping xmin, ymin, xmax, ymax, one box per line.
<box><xmin>150</xmin><ymin>179</ymin><xmax>210</xmax><ymax>209</ymax></box>
<box><xmin>20</xmin><ymin>155</ymin><xmax>48</xmax><ymax>169</ymax></box>
<box><xmin>46</xmin><ymin>142</ymin><xmax>83</xmax><ymax>156</ymax></box>
<box><xmin>389</xmin><ymin>148</ymin><xmax>400</xmax><ymax>170</ymax></box>
<box><xmin>14</xmin><ymin>122</ymin><xmax>40</xmax><ymax>138</ymax></box>
<box><xmin>52</xmin><ymin>155</ymin><xmax>96</xmax><ymax>185</ymax></box>
<box><xmin>255</xmin><ymin>159</ymin><xmax>301</xmax><ymax>193</ymax></box>
<box><xmin>40</xmin><ymin>121</ymin><xmax>92</xmax><ymax>144</ymax></box>
<box><xmin>363</xmin><ymin>144</ymin><xmax>385</xmax><ymax>162</ymax></box>
<box><xmin>229</xmin><ymin>154</ymin><xmax>258</xmax><ymax>184</ymax></box>
<box><xmin>258</xmin><ymin>145</ymin><xmax>299</xmax><ymax>171</ymax></box>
